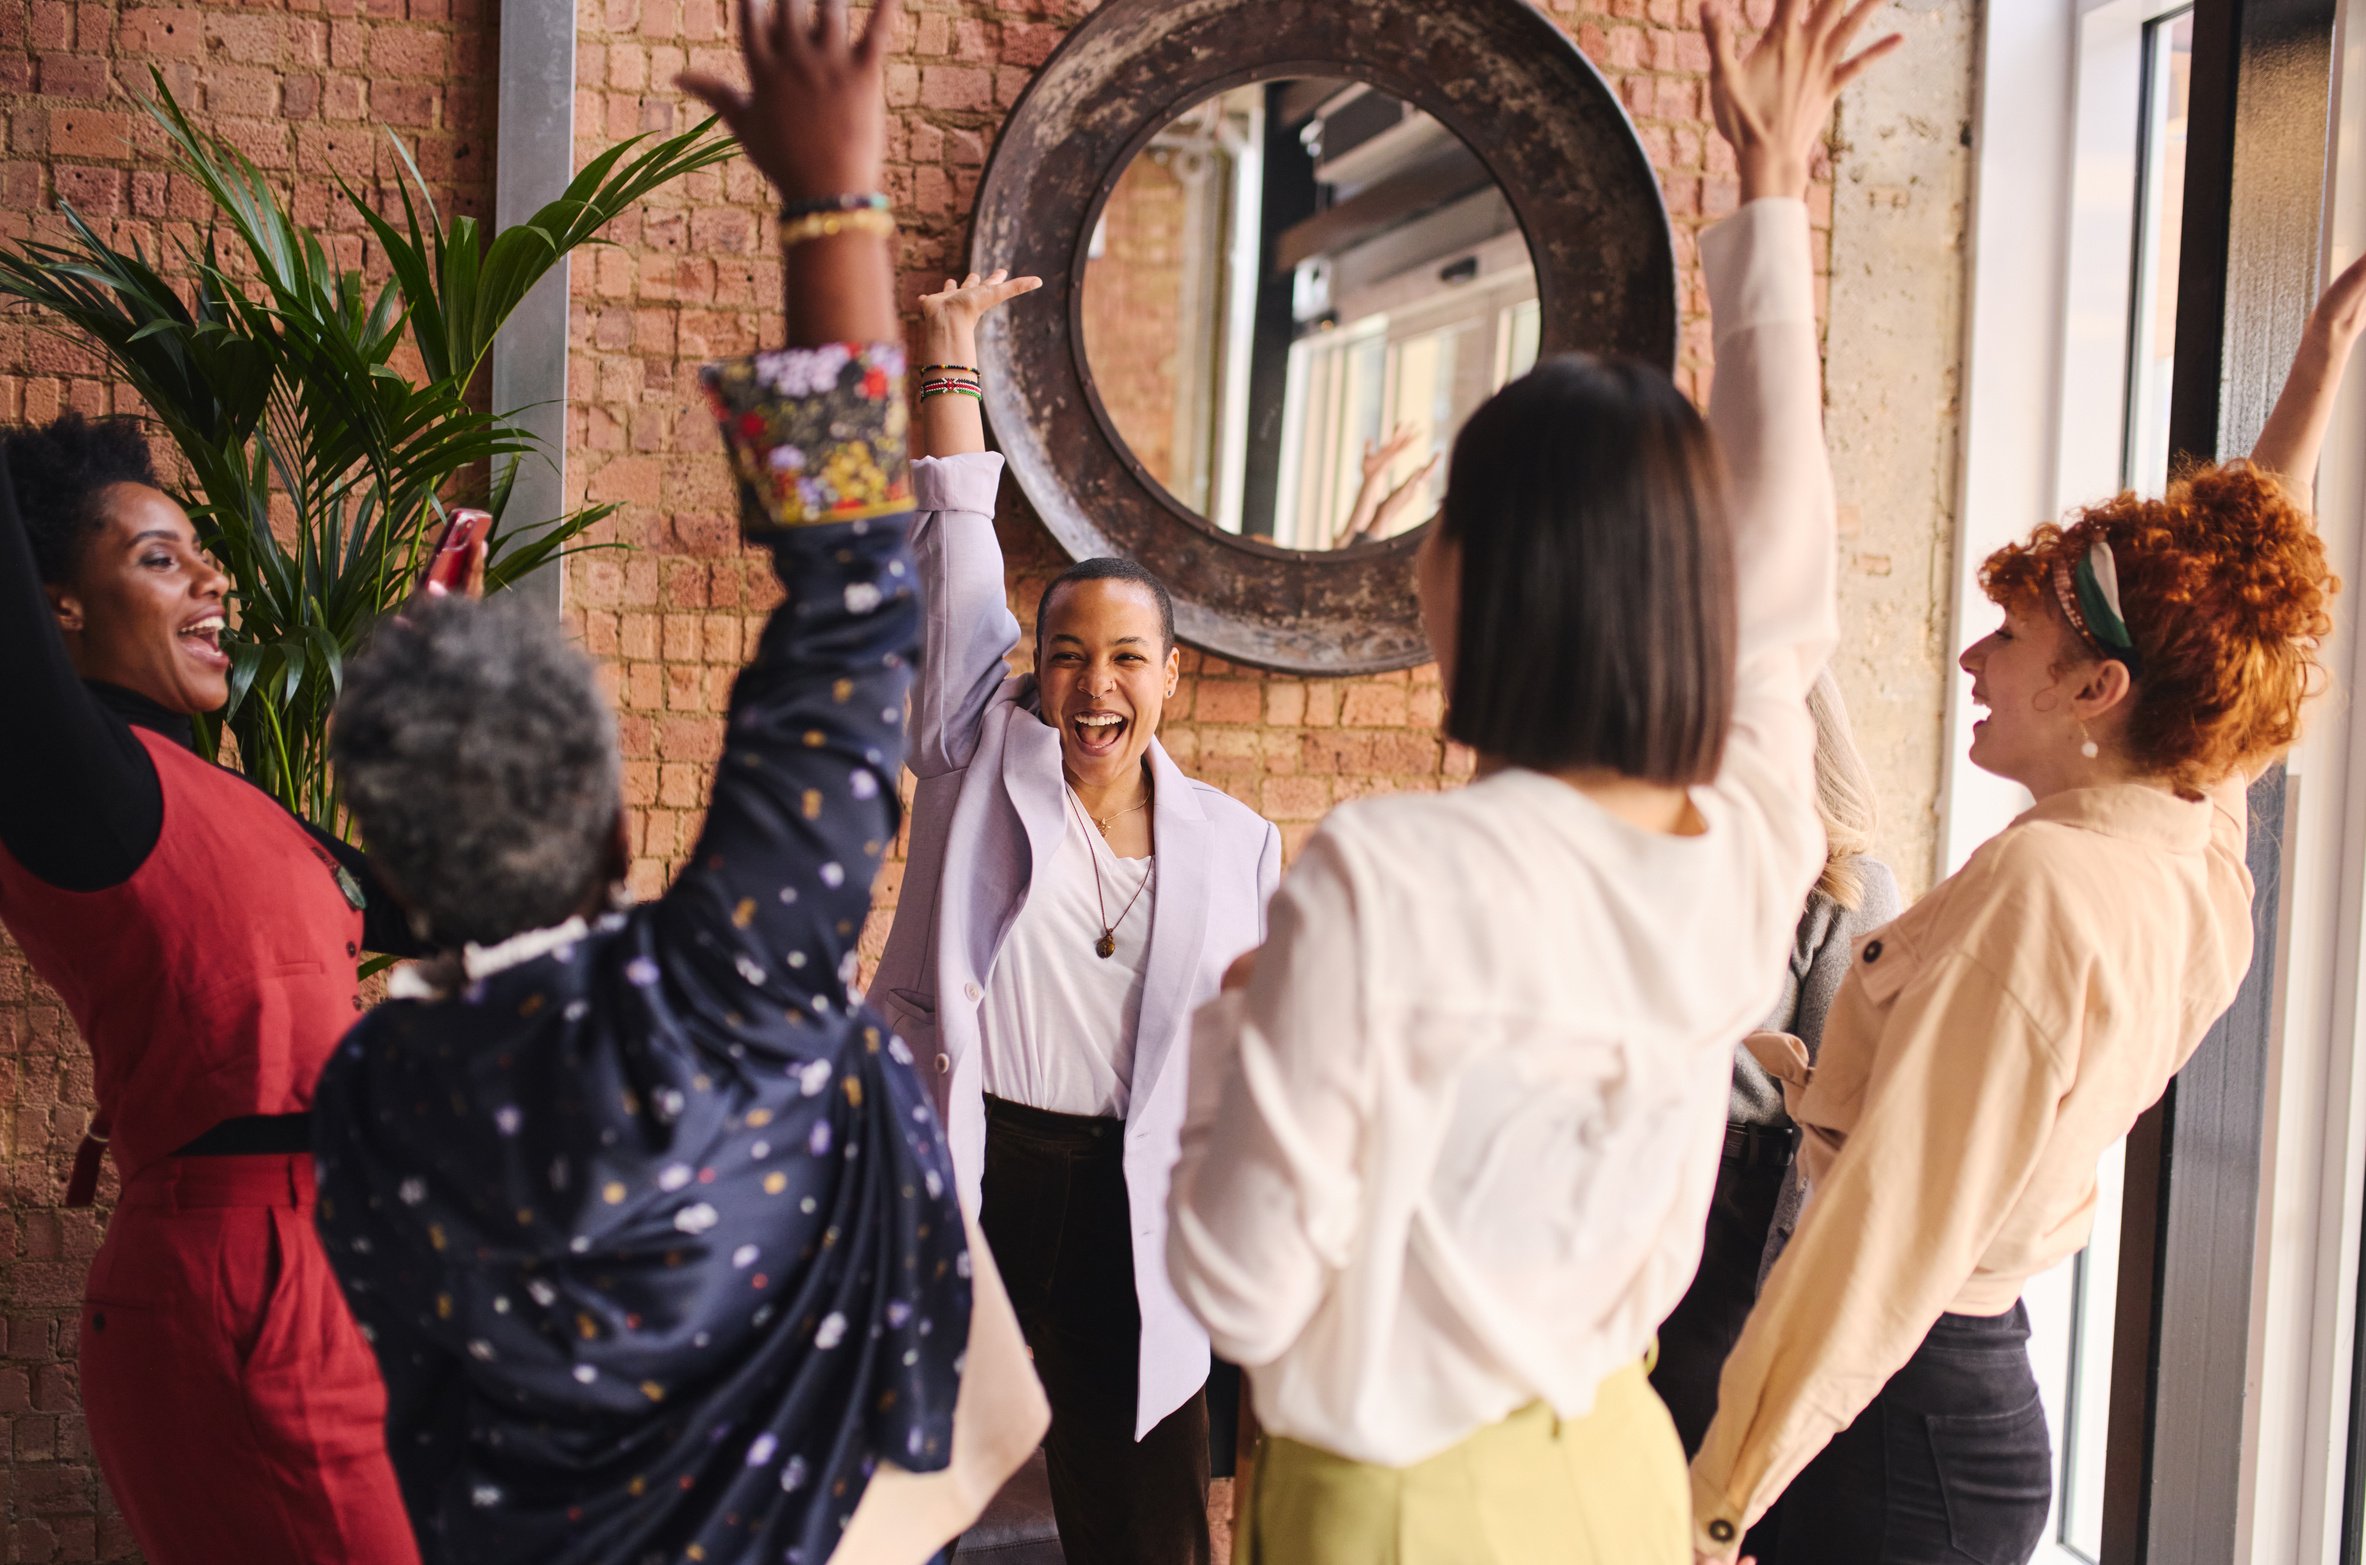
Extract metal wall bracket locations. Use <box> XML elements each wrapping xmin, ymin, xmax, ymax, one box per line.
<box><xmin>491</xmin><ymin>0</ymin><xmax>578</xmax><ymax>618</ymax></box>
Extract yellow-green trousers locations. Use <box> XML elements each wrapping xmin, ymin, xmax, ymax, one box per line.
<box><xmin>1238</xmin><ymin>1362</ymin><xmax>1689</xmax><ymax>1564</ymax></box>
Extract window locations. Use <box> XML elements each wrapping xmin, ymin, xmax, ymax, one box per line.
<box><xmin>1951</xmin><ymin>4</ymin><xmax>2191</xmax><ymax>1559</ymax></box>
<box><xmin>2122</xmin><ymin>10</ymin><xmax>2192</xmax><ymax>495</ymax></box>
<box><xmin>2040</xmin><ymin>21</ymin><xmax>2191</xmax><ymax>1560</ymax></box>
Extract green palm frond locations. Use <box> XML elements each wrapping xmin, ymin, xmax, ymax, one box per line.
<box><xmin>0</xmin><ymin>72</ymin><xmax>729</xmax><ymax>830</ymax></box>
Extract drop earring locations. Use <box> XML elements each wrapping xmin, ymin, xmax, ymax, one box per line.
<box><xmin>2078</xmin><ymin>723</ymin><xmax>2100</xmax><ymax>761</ymax></box>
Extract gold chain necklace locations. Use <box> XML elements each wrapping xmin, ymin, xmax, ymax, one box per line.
<box><xmin>1082</xmin><ymin>782</ymin><xmax>1151</xmax><ymax>836</ymax></box>
<box><xmin>1063</xmin><ymin>786</ymin><xmax>1154</xmax><ymax>959</ymax></box>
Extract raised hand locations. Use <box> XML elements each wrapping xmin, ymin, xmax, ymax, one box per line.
<box><xmin>1700</xmin><ymin>0</ymin><xmax>1901</xmax><ymax>203</ymax></box>
<box><xmin>679</xmin><ymin>0</ymin><xmax>902</xmax><ymax>205</ymax></box>
<box><xmin>1362</xmin><ymin>424</ymin><xmax>1420</xmax><ymax>489</ymax></box>
<box><xmin>2251</xmin><ymin>248</ymin><xmax>2366</xmax><ymax>506</ymax></box>
<box><xmin>914</xmin><ymin>268</ymin><xmax>1043</xmax><ymax>460</ymax></box>
<box><xmin>1337</xmin><ymin>428</ymin><xmax>1440</xmax><ymax>546</ymax></box>
<box><xmin>918</xmin><ymin>269</ymin><xmax>1045</xmax><ymax>363</ymax></box>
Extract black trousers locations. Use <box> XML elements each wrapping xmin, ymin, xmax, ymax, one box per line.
<box><xmin>978</xmin><ymin>1095</ymin><xmax>1212</xmax><ymax>1565</ymax></box>
<box><xmin>1652</xmin><ymin>1149</ymin><xmax>1789</xmax><ymax>1457</ymax></box>
<box><xmin>1761</xmin><ymin>1302</ymin><xmax>2052</xmax><ymax>1565</ymax></box>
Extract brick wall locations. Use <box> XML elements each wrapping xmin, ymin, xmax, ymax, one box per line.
<box><xmin>0</xmin><ymin>0</ymin><xmax>1893</xmax><ymax>1556</ymax></box>
<box><xmin>1078</xmin><ymin>144</ymin><xmax>1188</xmax><ymax>489</ymax></box>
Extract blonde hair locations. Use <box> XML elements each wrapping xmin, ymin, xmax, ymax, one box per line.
<box><xmin>1808</xmin><ymin>669</ymin><xmax>1878</xmax><ymax>909</ymax></box>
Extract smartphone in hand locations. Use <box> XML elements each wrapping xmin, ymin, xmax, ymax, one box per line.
<box><xmin>423</xmin><ymin>508</ymin><xmax>490</xmax><ymax>597</ymax></box>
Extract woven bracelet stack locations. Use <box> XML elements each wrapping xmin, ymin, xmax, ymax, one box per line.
<box><xmin>918</xmin><ymin>363</ymin><xmax>981</xmax><ymax>404</ymax></box>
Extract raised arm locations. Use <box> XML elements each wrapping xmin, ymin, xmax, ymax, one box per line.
<box><xmin>0</xmin><ymin>453</ymin><xmax>167</xmax><ymax>893</ymax></box>
<box><xmin>906</xmin><ymin>270</ymin><xmax>1044</xmax><ymax>778</ymax></box>
<box><xmin>1699</xmin><ymin>0</ymin><xmax>1898</xmax><ymax>709</ymax></box>
<box><xmin>2250</xmin><ymin>249</ymin><xmax>2366</xmax><ymax>512</ymax></box>
<box><xmin>665</xmin><ymin>0</ymin><xmax>914</xmax><ymax>1022</ymax></box>
<box><xmin>1333</xmin><ymin>425</ymin><xmax>1439</xmax><ymax>547</ymax></box>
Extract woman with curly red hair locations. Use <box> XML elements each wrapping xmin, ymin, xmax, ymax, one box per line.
<box><xmin>1685</xmin><ymin>257</ymin><xmax>2362</xmax><ymax>1565</ymax></box>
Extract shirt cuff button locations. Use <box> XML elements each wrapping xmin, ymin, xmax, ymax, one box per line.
<box><xmin>1707</xmin><ymin>1519</ymin><xmax>1737</xmax><ymax>1544</ymax></box>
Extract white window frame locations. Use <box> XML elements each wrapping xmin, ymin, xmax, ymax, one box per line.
<box><xmin>1951</xmin><ymin>1</ymin><xmax>2366</xmax><ymax>1561</ymax></box>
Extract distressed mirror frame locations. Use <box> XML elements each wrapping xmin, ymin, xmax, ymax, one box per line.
<box><xmin>968</xmin><ymin>0</ymin><xmax>1678</xmax><ymax>675</ymax></box>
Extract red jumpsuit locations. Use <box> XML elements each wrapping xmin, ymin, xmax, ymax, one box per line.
<box><xmin>0</xmin><ymin>730</ymin><xmax>418</xmax><ymax>1564</ymax></box>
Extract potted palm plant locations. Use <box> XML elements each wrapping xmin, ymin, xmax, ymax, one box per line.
<box><xmin>0</xmin><ymin>74</ymin><xmax>731</xmax><ymax>825</ymax></box>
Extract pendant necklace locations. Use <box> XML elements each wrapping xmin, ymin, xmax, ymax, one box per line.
<box><xmin>1084</xmin><ymin>784</ymin><xmax>1152</xmax><ymax>837</ymax></box>
<box><xmin>1064</xmin><ymin>785</ymin><xmax>1154</xmax><ymax>959</ymax></box>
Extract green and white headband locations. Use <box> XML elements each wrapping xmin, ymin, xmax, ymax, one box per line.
<box><xmin>2051</xmin><ymin>537</ymin><xmax>2140</xmax><ymax>670</ymax></box>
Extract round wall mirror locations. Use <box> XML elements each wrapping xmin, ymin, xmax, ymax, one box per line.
<box><xmin>970</xmin><ymin>0</ymin><xmax>1677</xmax><ymax>675</ymax></box>
<box><xmin>1081</xmin><ymin>80</ymin><xmax>1540</xmax><ymax>555</ymax></box>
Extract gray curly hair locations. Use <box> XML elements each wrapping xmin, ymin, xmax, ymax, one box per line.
<box><xmin>332</xmin><ymin>596</ymin><xmax>622</xmax><ymax>947</ymax></box>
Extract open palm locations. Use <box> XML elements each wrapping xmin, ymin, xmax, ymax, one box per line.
<box><xmin>920</xmin><ymin>268</ymin><xmax>1044</xmax><ymax>362</ymax></box>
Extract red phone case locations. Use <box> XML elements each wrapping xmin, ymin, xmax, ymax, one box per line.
<box><xmin>425</xmin><ymin>509</ymin><xmax>490</xmax><ymax>595</ymax></box>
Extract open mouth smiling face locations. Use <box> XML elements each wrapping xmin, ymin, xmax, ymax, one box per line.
<box><xmin>54</xmin><ymin>482</ymin><xmax>235</xmax><ymax>715</ymax></box>
<box><xmin>1035</xmin><ymin>576</ymin><xmax>1179</xmax><ymax>786</ymax></box>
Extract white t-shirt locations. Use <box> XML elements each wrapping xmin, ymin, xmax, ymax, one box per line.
<box><xmin>978</xmin><ymin>804</ymin><xmax>1154</xmax><ymax>1118</ymax></box>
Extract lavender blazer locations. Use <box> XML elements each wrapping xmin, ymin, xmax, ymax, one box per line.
<box><xmin>872</xmin><ymin>452</ymin><xmax>1282</xmax><ymax>1438</ymax></box>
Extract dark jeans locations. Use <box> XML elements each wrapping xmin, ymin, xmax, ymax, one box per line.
<box><xmin>1759</xmin><ymin>1303</ymin><xmax>2052</xmax><ymax>1565</ymax></box>
<box><xmin>1653</xmin><ymin>1147</ymin><xmax>2052</xmax><ymax>1564</ymax></box>
<box><xmin>977</xmin><ymin>1095</ymin><xmax>1212</xmax><ymax>1565</ymax></box>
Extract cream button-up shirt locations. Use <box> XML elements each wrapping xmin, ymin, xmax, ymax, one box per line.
<box><xmin>1164</xmin><ymin>197</ymin><xmax>1838</xmax><ymax>1471</ymax></box>
<box><xmin>1690</xmin><ymin>770</ymin><xmax>2255</xmax><ymax>1552</ymax></box>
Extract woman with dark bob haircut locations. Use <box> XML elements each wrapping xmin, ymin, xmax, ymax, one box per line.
<box><xmin>1162</xmin><ymin>2</ymin><xmax>1898</xmax><ymax>1558</ymax></box>
<box><xmin>1685</xmin><ymin>255</ymin><xmax>2360</xmax><ymax>1562</ymax></box>
<box><xmin>0</xmin><ymin>415</ymin><xmax>440</xmax><ymax>1557</ymax></box>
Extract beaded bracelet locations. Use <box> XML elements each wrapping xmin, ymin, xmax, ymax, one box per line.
<box><xmin>917</xmin><ymin>363</ymin><xmax>981</xmax><ymax>378</ymax></box>
<box><xmin>781</xmin><ymin>191</ymin><xmax>892</xmax><ymax>219</ymax></box>
<box><xmin>918</xmin><ymin>376</ymin><xmax>981</xmax><ymax>392</ymax></box>
<box><xmin>918</xmin><ymin>384</ymin><xmax>982</xmax><ymax>402</ymax></box>
<box><xmin>777</xmin><ymin>207</ymin><xmax>897</xmax><ymax>249</ymax></box>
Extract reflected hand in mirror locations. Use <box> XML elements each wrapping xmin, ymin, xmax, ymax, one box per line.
<box><xmin>1334</xmin><ymin>424</ymin><xmax>1440</xmax><ymax>548</ymax></box>
<box><xmin>1081</xmin><ymin>77</ymin><xmax>1540</xmax><ymax>552</ymax></box>
<box><xmin>917</xmin><ymin>268</ymin><xmax>1043</xmax><ymax>459</ymax></box>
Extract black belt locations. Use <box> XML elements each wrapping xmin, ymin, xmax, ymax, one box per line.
<box><xmin>1722</xmin><ymin>1121</ymin><xmax>1797</xmax><ymax>1171</ymax></box>
<box><xmin>173</xmin><ymin>1113</ymin><xmax>314</xmax><ymax>1157</ymax></box>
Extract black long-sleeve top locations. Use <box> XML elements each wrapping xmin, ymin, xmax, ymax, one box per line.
<box><xmin>0</xmin><ymin>457</ymin><xmax>419</xmax><ymax>956</ymax></box>
<box><xmin>310</xmin><ymin>344</ymin><xmax>963</xmax><ymax>1565</ymax></box>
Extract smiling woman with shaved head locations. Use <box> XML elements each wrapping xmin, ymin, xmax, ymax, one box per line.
<box><xmin>872</xmin><ymin>270</ymin><xmax>1281</xmax><ymax>1564</ymax></box>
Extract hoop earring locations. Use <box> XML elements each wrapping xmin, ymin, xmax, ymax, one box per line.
<box><xmin>2078</xmin><ymin>722</ymin><xmax>2100</xmax><ymax>761</ymax></box>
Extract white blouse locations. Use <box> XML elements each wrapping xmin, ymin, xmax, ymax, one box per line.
<box><xmin>977</xmin><ymin>804</ymin><xmax>1154</xmax><ymax>1118</ymax></box>
<box><xmin>1163</xmin><ymin>198</ymin><xmax>1837</xmax><ymax>1467</ymax></box>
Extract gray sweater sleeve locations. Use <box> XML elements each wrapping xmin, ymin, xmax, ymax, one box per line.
<box><xmin>1724</xmin><ymin>857</ymin><xmax>1905</xmax><ymax>1123</ymax></box>
<box><xmin>1755</xmin><ymin>854</ymin><xmax>1905</xmax><ymax>1282</ymax></box>
<box><xmin>1794</xmin><ymin>858</ymin><xmax>1903</xmax><ymax>1065</ymax></box>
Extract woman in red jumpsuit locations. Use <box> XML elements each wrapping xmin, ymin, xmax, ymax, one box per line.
<box><xmin>0</xmin><ymin>416</ymin><xmax>426</xmax><ymax>1563</ymax></box>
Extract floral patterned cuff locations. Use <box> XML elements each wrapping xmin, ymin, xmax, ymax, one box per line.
<box><xmin>701</xmin><ymin>342</ymin><xmax>913</xmax><ymax>532</ymax></box>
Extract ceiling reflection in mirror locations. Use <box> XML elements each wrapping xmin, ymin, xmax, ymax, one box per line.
<box><xmin>1080</xmin><ymin>79</ymin><xmax>1542</xmax><ymax>553</ymax></box>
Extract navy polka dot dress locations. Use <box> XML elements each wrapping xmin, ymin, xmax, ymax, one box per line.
<box><xmin>314</xmin><ymin>346</ymin><xmax>964</xmax><ymax>1565</ymax></box>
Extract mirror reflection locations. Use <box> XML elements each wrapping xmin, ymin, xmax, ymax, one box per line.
<box><xmin>1081</xmin><ymin>79</ymin><xmax>1542</xmax><ymax>552</ymax></box>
